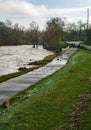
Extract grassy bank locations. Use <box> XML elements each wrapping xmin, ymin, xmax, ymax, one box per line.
<box><xmin>80</xmin><ymin>41</ymin><xmax>91</xmax><ymax>46</ymax></box>
<box><xmin>0</xmin><ymin>49</ymin><xmax>91</xmax><ymax>129</ymax></box>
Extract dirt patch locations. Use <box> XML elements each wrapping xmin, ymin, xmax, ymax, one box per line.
<box><xmin>28</xmin><ymin>61</ymin><xmax>41</xmax><ymax>65</ymax></box>
<box><xmin>69</xmin><ymin>77</ymin><xmax>91</xmax><ymax>129</ymax></box>
<box><xmin>69</xmin><ymin>91</ymin><xmax>91</xmax><ymax>129</ymax></box>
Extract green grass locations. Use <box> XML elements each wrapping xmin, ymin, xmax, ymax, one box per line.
<box><xmin>0</xmin><ymin>54</ymin><xmax>56</xmax><ymax>83</ymax></box>
<box><xmin>78</xmin><ymin>97</ymin><xmax>91</xmax><ymax>130</ymax></box>
<box><xmin>0</xmin><ymin>49</ymin><xmax>91</xmax><ymax>130</ymax></box>
<box><xmin>80</xmin><ymin>41</ymin><xmax>91</xmax><ymax>46</ymax></box>
<box><xmin>58</xmin><ymin>41</ymin><xmax>67</xmax><ymax>48</ymax></box>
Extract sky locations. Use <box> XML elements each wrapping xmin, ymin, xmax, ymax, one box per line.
<box><xmin>0</xmin><ymin>0</ymin><xmax>91</xmax><ymax>30</ymax></box>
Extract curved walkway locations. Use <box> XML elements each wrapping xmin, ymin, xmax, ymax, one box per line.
<box><xmin>0</xmin><ymin>48</ymin><xmax>77</xmax><ymax>105</ymax></box>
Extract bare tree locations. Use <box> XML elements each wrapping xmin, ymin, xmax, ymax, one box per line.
<box><xmin>29</xmin><ymin>21</ymin><xmax>40</xmax><ymax>48</ymax></box>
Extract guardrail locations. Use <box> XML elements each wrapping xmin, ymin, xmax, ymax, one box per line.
<box><xmin>80</xmin><ymin>44</ymin><xmax>91</xmax><ymax>51</ymax></box>
<box><xmin>66</xmin><ymin>41</ymin><xmax>91</xmax><ymax>51</ymax></box>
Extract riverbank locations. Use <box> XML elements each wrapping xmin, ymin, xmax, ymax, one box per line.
<box><xmin>0</xmin><ymin>48</ymin><xmax>91</xmax><ymax>129</ymax></box>
<box><xmin>0</xmin><ymin>48</ymin><xmax>77</xmax><ymax>105</ymax></box>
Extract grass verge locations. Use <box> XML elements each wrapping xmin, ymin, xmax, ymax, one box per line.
<box><xmin>0</xmin><ymin>49</ymin><xmax>91</xmax><ymax>130</ymax></box>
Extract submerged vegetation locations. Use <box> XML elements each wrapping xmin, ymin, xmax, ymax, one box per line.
<box><xmin>0</xmin><ymin>54</ymin><xmax>56</xmax><ymax>83</ymax></box>
<box><xmin>1</xmin><ymin>17</ymin><xmax>91</xmax><ymax>50</ymax></box>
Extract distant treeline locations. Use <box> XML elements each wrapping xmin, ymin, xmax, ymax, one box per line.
<box><xmin>0</xmin><ymin>18</ymin><xmax>91</xmax><ymax>50</ymax></box>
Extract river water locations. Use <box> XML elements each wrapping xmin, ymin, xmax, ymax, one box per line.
<box><xmin>0</xmin><ymin>45</ymin><xmax>53</xmax><ymax>76</ymax></box>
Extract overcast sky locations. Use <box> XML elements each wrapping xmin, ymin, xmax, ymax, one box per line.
<box><xmin>0</xmin><ymin>0</ymin><xmax>91</xmax><ymax>29</ymax></box>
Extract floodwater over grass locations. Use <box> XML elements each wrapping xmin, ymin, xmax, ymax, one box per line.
<box><xmin>0</xmin><ymin>49</ymin><xmax>91</xmax><ymax>129</ymax></box>
<box><xmin>0</xmin><ymin>45</ymin><xmax>53</xmax><ymax>76</ymax></box>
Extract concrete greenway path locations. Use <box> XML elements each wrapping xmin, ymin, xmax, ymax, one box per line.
<box><xmin>0</xmin><ymin>48</ymin><xmax>77</xmax><ymax>105</ymax></box>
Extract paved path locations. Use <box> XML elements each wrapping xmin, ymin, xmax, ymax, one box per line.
<box><xmin>80</xmin><ymin>44</ymin><xmax>91</xmax><ymax>51</ymax></box>
<box><xmin>0</xmin><ymin>48</ymin><xmax>77</xmax><ymax>105</ymax></box>
<box><xmin>66</xmin><ymin>41</ymin><xmax>91</xmax><ymax>51</ymax></box>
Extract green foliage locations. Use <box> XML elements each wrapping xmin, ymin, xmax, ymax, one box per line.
<box><xmin>43</xmin><ymin>18</ymin><xmax>63</xmax><ymax>51</ymax></box>
<box><xmin>0</xmin><ymin>19</ymin><xmax>90</xmax><ymax>48</ymax></box>
<box><xmin>58</xmin><ymin>41</ymin><xmax>67</xmax><ymax>48</ymax></box>
<box><xmin>0</xmin><ymin>49</ymin><xmax>91</xmax><ymax>129</ymax></box>
<box><xmin>0</xmin><ymin>21</ymin><xmax>39</xmax><ymax>46</ymax></box>
<box><xmin>0</xmin><ymin>26</ymin><xmax>24</xmax><ymax>45</ymax></box>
